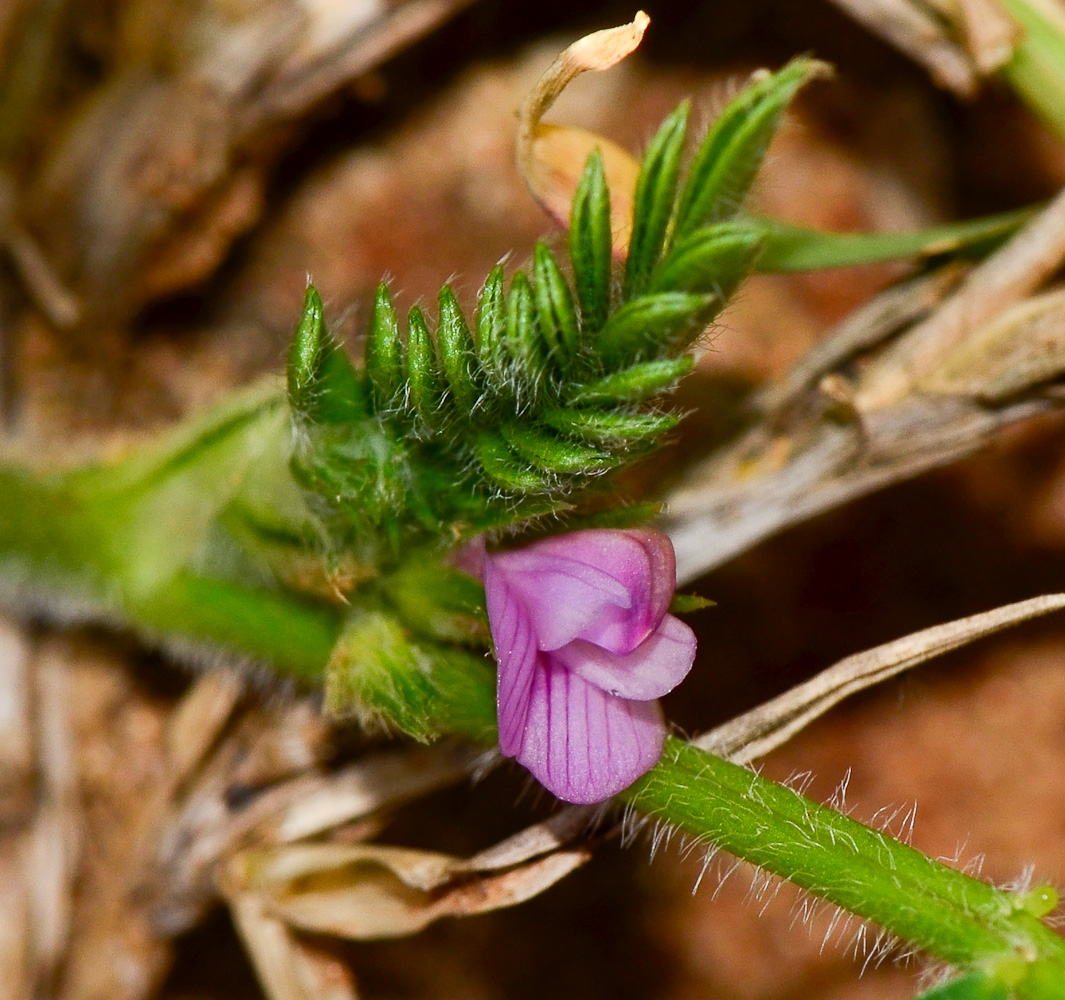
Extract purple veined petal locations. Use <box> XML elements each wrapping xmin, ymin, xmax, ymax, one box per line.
<box><xmin>552</xmin><ymin>613</ymin><xmax>696</xmax><ymax>701</ymax></box>
<box><xmin>484</xmin><ymin>559</ymin><xmax>541</xmax><ymax>756</ymax></box>
<box><xmin>512</xmin><ymin>656</ymin><xmax>666</xmax><ymax>804</ymax></box>
<box><xmin>488</xmin><ymin>529</ymin><xmax>677</xmax><ymax>654</ymax></box>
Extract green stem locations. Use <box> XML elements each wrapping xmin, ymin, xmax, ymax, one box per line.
<box><xmin>626</xmin><ymin>739</ymin><xmax>1065</xmax><ymax>998</ymax></box>
<box><xmin>2</xmin><ymin>390</ymin><xmax>1063</xmax><ymax>995</ymax></box>
<box><xmin>1000</xmin><ymin>0</ymin><xmax>1065</xmax><ymax>142</ymax></box>
<box><xmin>0</xmin><ymin>383</ymin><xmax>343</xmax><ymax>682</ymax></box>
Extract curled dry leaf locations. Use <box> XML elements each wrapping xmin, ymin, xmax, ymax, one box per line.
<box><xmin>696</xmin><ymin>593</ymin><xmax>1065</xmax><ymax>763</ymax></box>
<box><xmin>516</xmin><ymin>12</ymin><xmax>646</xmax><ymax>253</ymax></box>
<box><xmin>230</xmin><ymin>894</ymin><xmax>359</xmax><ymax>1000</ymax></box>
<box><xmin>220</xmin><ymin>839</ymin><xmax>591</xmax><ymax>940</ymax></box>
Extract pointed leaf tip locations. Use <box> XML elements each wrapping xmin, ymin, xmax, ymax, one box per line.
<box><xmin>675</xmin><ymin>58</ymin><xmax>829</xmax><ymax>239</ymax></box>
<box><xmin>287</xmin><ymin>284</ymin><xmax>365</xmax><ymax>424</ymax></box>
<box><xmin>366</xmin><ymin>282</ymin><xmax>404</xmax><ymax>410</ymax></box>
<box><xmin>624</xmin><ymin>101</ymin><xmax>690</xmax><ymax>300</ymax></box>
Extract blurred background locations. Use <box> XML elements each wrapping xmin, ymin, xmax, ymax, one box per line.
<box><xmin>3</xmin><ymin>1</ymin><xmax>1065</xmax><ymax>998</ymax></box>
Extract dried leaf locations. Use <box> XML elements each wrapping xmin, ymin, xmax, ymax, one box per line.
<box><xmin>222</xmin><ymin>840</ymin><xmax>591</xmax><ymax>940</ymax></box>
<box><xmin>695</xmin><ymin>593</ymin><xmax>1065</xmax><ymax>763</ymax></box>
<box><xmin>28</xmin><ymin>642</ymin><xmax>78</xmax><ymax>990</ymax></box>
<box><xmin>0</xmin><ymin>617</ymin><xmax>32</xmax><ymax>824</ymax></box>
<box><xmin>231</xmin><ymin>894</ymin><xmax>359</xmax><ymax>1000</ymax></box>
<box><xmin>0</xmin><ymin>838</ymin><xmax>31</xmax><ymax>1000</ymax></box>
<box><xmin>919</xmin><ymin>286</ymin><xmax>1065</xmax><ymax>400</ymax></box>
<box><xmin>164</xmin><ymin>669</ymin><xmax>244</xmax><ymax>787</ymax></box>
<box><xmin>516</xmin><ymin>14</ymin><xmax>647</xmax><ymax>253</ymax></box>
<box><xmin>824</xmin><ymin>0</ymin><xmax>979</xmax><ymax>94</ymax></box>
<box><xmin>261</xmin><ymin>743</ymin><xmax>482</xmax><ymax>844</ymax></box>
<box><xmin>856</xmin><ymin>179</ymin><xmax>1065</xmax><ymax>409</ymax></box>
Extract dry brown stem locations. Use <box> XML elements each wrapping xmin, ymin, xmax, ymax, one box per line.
<box><xmin>661</xmin><ymin>187</ymin><xmax>1065</xmax><ymax>585</ymax></box>
<box><xmin>1</xmin><ymin>0</ymin><xmax>476</xmax><ymax>330</ymax></box>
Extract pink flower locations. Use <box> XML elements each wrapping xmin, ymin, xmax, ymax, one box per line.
<box><xmin>482</xmin><ymin>528</ymin><xmax>696</xmax><ymax>804</ymax></box>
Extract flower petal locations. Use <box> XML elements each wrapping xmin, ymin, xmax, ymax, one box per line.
<box><xmin>488</xmin><ymin>529</ymin><xmax>676</xmax><ymax>653</ymax></box>
<box><xmin>553</xmin><ymin>613</ymin><xmax>696</xmax><ymax>701</ymax></box>
<box><xmin>484</xmin><ymin>559</ymin><xmax>540</xmax><ymax>756</ymax></box>
<box><xmin>512</xmin><ymin>656</ymin><xmax>665</xmax><ymax>803</ymax></box>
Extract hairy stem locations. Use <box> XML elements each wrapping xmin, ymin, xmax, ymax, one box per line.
<box><xmin>626</xmin><ymin>739</ymin><xmax>1065</xmax><ymax>998</ymax></box>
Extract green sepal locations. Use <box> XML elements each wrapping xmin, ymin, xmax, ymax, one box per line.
<box><xmin>384</xmin><ymin>560</ymin><xmax>487</xmax><ymax>646</ymax></box>
<box><xmin>326</xmin><ymin>606</ymin><xmax>496</xmax><ymax>744</ymax></box>
<box><xmin>473</xmin><ymin>432</ymin><xmax>550</xmax><ymax>491</ymax></box>
<box><xmin>651</xmin><ymin>221</ymin><xmax>766</xmax><ymax>296</ymax></box>
<box><xmin>405</xmin><ymin>306</ymin><xmax>444</xmax><ymax>424</ymax></box>
<box><xmin>533</xmin><ymin>241</ymin><xmax>581</xmax><ymax>361</ymax></box>
<box><xmin>500</xmin><ymin>422</ymin><xmax>615</xmax><ymax>474</ymax></box>
<box><xmin>542</xmin><ymin>406</ymin><xmax>678</xmax><ymax>444</ymax></box>
<box><xmin>669</xmin><ymin>592</ymin><xmax>716</xmax><ymax>614</ymax></box>
<box><xmin>674</xmin><ymin>58</ymin><xmax>818</xmax><ymax>239</ymax></box>
<box><xmin>365</xmin><ymin>283</ymin><xmax>404</xmax><ymax>410</ymax></box>
<box><xmin>624</xmin><ymin>101</ymin><xmax>690</xmax><ymax>300</ymax></box>
<box><xmin>287</xmin><ymin>285</ymin><xmax>367</xmax><ymax>425</ymax></box>
<box><xmin>595</xmin><ymin>292</ymin><xmax>714</xmax><ymax>368</ymax></box>
<box><xmin>570</xmin><ymin>356</ymin><xmax>694</xmax><ymax>404</ymax></box>
<box><xmin>568</xmin><ymin>148</ymin><xmax>612</xmax><ymax>333</ymax></box>
<box><xmin>437</xmin><ymin>285</ymin><xmax>480</xmax><ymax>414</ymax></box>
<box><xmin>476</xmin><ymin>265</ymin><xmax>507</xmax><ymax>381</ymax></box>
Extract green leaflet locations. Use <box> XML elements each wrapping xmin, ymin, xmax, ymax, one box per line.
<box><xmin>533</xmin><ymin>241</ymin><xmax>581</xmax><ymax>361</ymax></box>
<box><xmin>365</xmin><ymin>282</ymin><xmax>404</xmax><ymax>409</ymax></box>
<box><xmin>476</xmin><ymin>265</ymin><xmax>507</xmax><ymax>382</ymax></box>
<box><xmin>473</xmin><ymin>431</ymin><xmax>549</xmax><ymax>491</ymax></box>
<box><xmin>624</xmin><ymin>101</ymin><xmax>690</xmax><ymax>299</ymax></box>
<box><xmin>405</xmin><ymin>305</ymin><xmax>444</xmax><ymax>424</ymax></box>
<box><xmin>506</xmin><ymin>271</ymin><xmax>548</xmax><ymax>398</ymax></box>
<box><xmin>568</xmin><ymin>149</ymin><xmax>612</xmax><ymax>333</ymax></box>
<box><xmin>756</xmin><ymin>210</ymin><xmax>1031</xmax><ymax>272</ymax></box>
<box><xmin>542</xmin><ymin>405</ymin><xmax>678</xmax><ymax>445</ymax></box>
<box><xmin>596</xmin><ymin>292</ymin><xmax>714</xmax><ymax>368</ymax></box>
<box><xmin>287</xmin><ymin>286</ymin><xmax>367</xmax><ymax>425</ymax></box>
<box><xmin>650</xmin><ymin>221</ymin><xmax>767</xmax><ymax>295</ymax></box>
<box><xmin>500</xmin><ymin>422</ymin><xmax>615</xmax><ymax>474</ymax></box>
<box><xmin>674</xmin><ymin>58</ymin><xmax>820</xmax><ymax>238</ymax></box>
<box><xmin>569</xmin><ymin>356</ymin><xmax>694</xmax><ymax>404</ymax></box>
<box><xmin>438</xmin><ymin>285</ymin><xmax>480</xmax><ymax>413</ymax></box>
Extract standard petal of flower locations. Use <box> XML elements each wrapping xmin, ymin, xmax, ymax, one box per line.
<box><xmin>514</xmin><ymin>657</ymin><xmax>665</xmax><ymax>804</ymax></box>
<box><xmin>552</xmin><ymin>613</ymin><xmax>696</xmax><ymax>701</ymax></box>
<box><xmin>490</xmin><ymin>529</ymin><xmax>676</xmax><ymax>653</ymax></box>
<box><xmin>485</xmin><ymin>560</ymin><xmax>541</xmax><ymax>756</ymax></box>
